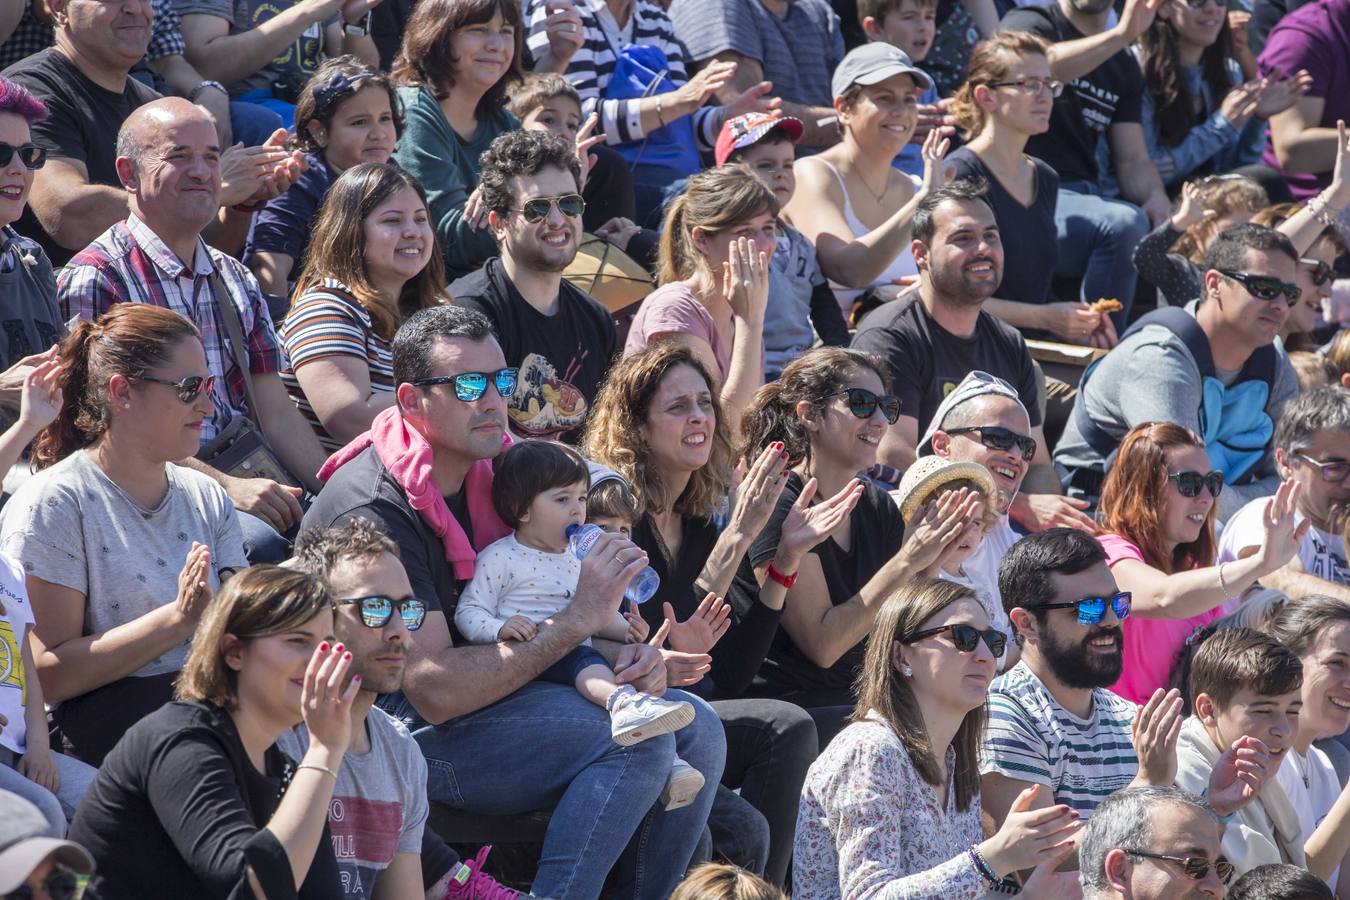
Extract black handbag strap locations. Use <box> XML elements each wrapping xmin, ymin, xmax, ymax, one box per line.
<box><xmin>206</xmin><ymin>264</ymin><xmax>259</xmax><ymax>425</ymax></box>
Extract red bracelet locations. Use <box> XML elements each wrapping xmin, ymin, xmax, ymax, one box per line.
<box><xmin>766</xmin><ymin>560</ymin><xmax>798</xmax><ymax>589</ymax></box>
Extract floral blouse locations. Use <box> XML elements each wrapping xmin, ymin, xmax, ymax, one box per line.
<box><xmin>794</xmin><ymin>717</ymin><xmax>986</xmax><ymax>899</ymax></box>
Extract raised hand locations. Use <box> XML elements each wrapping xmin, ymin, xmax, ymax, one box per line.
<box><xmin>463</xmin><ymin>185</ymin><xmax>488</xmax><ymax>230</ymax></box>
<box><xmin>725</xmin><ymin>442</ymin><xmax>792</xmax><ymax>542</ymax></box>
<box><xmin>542</xmin><ymin>0</ymin><xmax>585</xmax><ymax>64</ymax></box>
<box><xmin>1218</xmin><ymin>80</ymin><xmax>1261</xmax><ymax>125</ymax></box>
<box><xmin>17</xmin><ymin>351</ymin><xmax>63</xmax><ymax>433</ymax></box>
<box><xmin>776</xmin><ymin>477</ymin><xmax>865</xmax><ymax>565</ymax></box>
<box><xmin>657</xmin><ymin>593</ymin><xmax>732</xmax><ymax>654</ymax></box>
<box><xmin>900</xmin><ymin>487</ymin><xmax>982</xmax><ymax>574</ymax></box>
<box><xmin>1328</xmin><ymin>120</ymin><xmax>1350</xmax><ymax>208</ymax></box>
<box><xmin>677</xmin><ymin>60</ymin><xmax>738</xmax><ymax>110</ymax></box>
<box><xmin>919</xmin><ymin>125</ymin><xmax>952</xmax><ymax>196</ymax></box>
<box><xmin>1132</xmin><ymin>688</ymin><xmax>1184</xmax><ymax>787</ymax></box>
<box><xmin>722</xmin><ymin>81</ymin><xmax>780</xmax><ymax>121</ymax></box>
<box><xmin>1116</xmin><ymin>0</ymin><xmax>1164</xmax><ymax>42</ymax></box>
<box><xmin>722</xmin><ymin>235</ymin><xmax>770</xmax><ymax>323</ymax></box>
<box><xmin>980</xmin><ymin>784</ymin><xmax>1083</xmax><ymax>877</ymax></box>
<box><xmin>1254</xmin><ymin>479</ymin><xmax>1311</xmax><ymax>575</ymax></box>
<box><xmin>174</xmin><ymin>542</ymin><xmax>214</xmax><ymax>627</ymax></box>
<box><xmin>574</xmin><ymin>113</ymin><xmax>604</xmax><ymax>191</ymax></box>
<box><xmin>301</xmin><ymin>640</ymin><xmax>361</xmax><ymax>753</ymax></box>
<box><xmin>1206</xmin><ymin>734</ymin><xmax>1272</xmax><ymax>816</ymax></box>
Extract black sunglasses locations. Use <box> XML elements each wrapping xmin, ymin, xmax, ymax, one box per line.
<box><xmin>901</xmin><ymin>623</ymin><xmax>1007</xmax><ymax>657</ymax></box>
<box><xmin>337</xmin><ymin>595</ymin><xmax>428</xmax><ymax>631</ymax></box>
<box><xmin>821</xmin><ymin>387</ymin><xmax>901</xmax><ymax>424</ymax></box>
<box><xmin>0</xmin><ymin>141</ymin><xmax>46</xmax><ymax>170</ymax></box>
<box><xmin>5</xmin><ymin>867</ymin><xmax>79</xmax><ymax>900</ymax></box>
<box><xmin>1121</xmin><ymin>849</ymin><xmax>1234</xmax><ymax>885</ymax></box>
<box><xmin>1218</xmin><ymin>269</ymin><xmax>1301</xmax><ymax>303</ymax></box>
<box><xmin>945</xmin><ymin>425</ymin><xmax>1037</xmax><ymax>461</ymax></box>
<box><xmin>517</xmin><ymin>193</ymin><xmax>585</xmax><ymax>224</ymax></box>
<box><xmin>1036</xmin><ymin>591</ymin><xmax>1133</xmax><ymax>625</ymax></box>
<box><xmin>1168</xmin><ymin>469</ymin><xmax>1225</xmax><ymax>498</ymax></box>
<box><xmin>140</xmin><ymin>373</ymin><xmax>216</xmax><ymax>403</ymax></box>
<box><xmin>411</xmin><ymin>368</ymin><xmax>518</xmax><ymax>402</ymax></box>
<box><xmin>1299</xmin><ymin>257</ymin><xmax>1335</xmax><ymax>287</ymax></box>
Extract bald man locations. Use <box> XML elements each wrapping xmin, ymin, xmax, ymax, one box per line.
<box><xmin>56</xmin><ymin>97</ymin><xmax>327</xmax><ymax>563</ymax></box>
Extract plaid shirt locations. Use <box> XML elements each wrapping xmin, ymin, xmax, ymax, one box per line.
<box><xmin>0</xmin><ymin>0</ymin><xmax>184</xmax><ymax>71</ymax></box>
<box><xmin>58</xmin><ymin>215</ymin><xmax>283</xmax><ymax>442</ymax></box>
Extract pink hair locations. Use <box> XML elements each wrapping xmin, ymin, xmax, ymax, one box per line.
<box><xmin>0</xmin><ymin>77</ymin><xmax>47</xmax><ymax>125</ymax></box>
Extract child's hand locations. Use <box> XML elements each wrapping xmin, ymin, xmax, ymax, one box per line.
<box><xmin>498</xmin><ymin>616</ymin><xmax>537</xmax><ymax>642</ymax></box>
<box><xmin>1171</xmin><ymin>180</ymin><xmax>1214</xmax><ymax>231</ymax></box>
<box><xmin>624</xmin><ymin>609</ymin><xmax>649</xmax><ymax>644</ymax></box>
<box><xmin>16</xmin><ymin>350</ymin><xmax>62</xmax><ymax>434</ymax></box>
<box><xmin>18</xmin><ymin>746</ymin><xmax>60</xmax><ymax>793</ymax></box>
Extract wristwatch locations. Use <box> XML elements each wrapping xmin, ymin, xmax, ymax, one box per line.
<box><xmin>343</xmin><ymin>12</ymin><xmax>370</xmax><ymax>36</ymax></box>
<box><xmin>766</xmin><ymin>561</ymin><xmax>798</xmax><ymax>589</ymax></box>
<box><xmin>188</xmin><ymin>80</ymin><xmax>227</xmax><ymax>103</ymax></box>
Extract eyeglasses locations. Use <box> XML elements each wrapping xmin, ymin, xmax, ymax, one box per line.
<box><xmin>139</xmin><ymin>373</ymin><xmax>216</xmax><ymax>403</ymax></box>
<box><xmin>1035</xmin><ymin>591</ymin><xmax>1133</xmax><ymax>625</ymax></box>
<box><xmin>944</xmin><ymin>425</ymin><xmax>1037</xmax><ymax>461</ymax></box>
<box><xmin>1120</xmin><ymin>849</ymin><xmax>1235</xmax><ymax>885</ymax></box>
<box><xmin>1168</xmin><ymin>469</ymin><xmax>1225</xmax><ymax>498</ymax></box>
<box><xmin>5</xmin><ymin>866</ymin><xmax>80</xmax><ymax>900</ymax></box>
<box><xmin>337</xmin><ymin>595</ymin><xmax>428</xmax><ymax>630</ymax></box>
<box><xmin>516</xmin><ymin>193</ymin><xmax>585</xmax><ymax>224</ymax></box>
<box><xmin>411</xmin><ymin>368</ymin><xmax>518</xmax><ymax>402</ymax></box>
<box><xmin>1296</xmin><ymin>453</ymin><xmax>1350</xmax><ymax>483</ymax></box>
<box><xmin>987</xmin><ymin>76</ymin><xmax>1064</xmax><ymax>98</ymax></box>
<box><xmin>1218</xmin><ymin>269</ymin><xmax>1301</xmax><ymax>303</ymax></box>
<box><xmin>1178</xmin><ymin>0</ymin><xmax>1224</xmax><ymax>8</ymax></box>
<box><xmin>0</xmin><ymin>141</ymin><xmax>46</xmax><ymax>170</ymax></box>
<box><xmin>901</xmin><ymin>623</ymin><xmax>1007</xmax><ymax>657</ymax></box>
<box><xmin>1299</xmin><ymin>258</ymin><xmax>1335</xmax><ymax>287</ymax></box>
<box><xmin>821</xmin><ymin>387</ymin><xmax>901</xmax><ymax>424</ymax></box>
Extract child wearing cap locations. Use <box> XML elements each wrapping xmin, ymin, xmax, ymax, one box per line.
<box><xmin>857</xmin><ymin>0</ymin><xmax>947</xmax><ymax>179</ymax></box>
<box><xmin>716</xmin><ymin>113</ymin><xmax>850</xmax><ymax>379</ymax></box>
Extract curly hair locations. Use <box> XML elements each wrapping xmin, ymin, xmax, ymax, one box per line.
<box><xmin>390</xmin><ymin>0</ymin><xmax>523</xmax><ymax>109</ymax></box>
<box><xmin>477</xmin><ymin>128</ymin><xmax>581</xmax><ymax>220</ymax></box>
<box><xmin>1098</xmin><ymin>422</ymin><xmax>1217</xmax><ymax>573</ymax></box>
<box><xmin>1173</xmin><ymin>175</ymin><xmax>1268</xmax><ymax>261</ymax></box>
<box><xmin>292</xmin><ymin>516</ymin><xmax>400</xmax><ymax>586</ymax></box>
<box><xmin>582</xmin><ymin>344</ymin><xmax>735</xmax><ymax>520</ymax></box>
<box><xmin>292</xmin><ymin>56</ymin><xmax>402</xmax><ymax>156</ymax></box>
<box><xmin>1138</xmin><ymin>13</ymin><xmax>1236</xmax><ymax>148</ymax></box>
<box><xmin>950</xmin><ymin>31</ymin><xmax>1051</xmax><ymax>140</ymax></box>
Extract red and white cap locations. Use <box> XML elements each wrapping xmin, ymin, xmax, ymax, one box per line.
<box><xmin>714</xmin><ymin>113</ymin><xmax>805</xmax><ymax>167</ymax></box>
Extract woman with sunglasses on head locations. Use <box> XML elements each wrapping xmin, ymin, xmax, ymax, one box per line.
<box><xmin>69</xmin><ymin>566</ymin><xmax>359</xmax><ymax>898</ymax></box>
<box><xmin>1251</xmin><ymin>203</ymin><xmax>1342</xmax><ymax>353</ymax></box>
<box><xmin>794</xmin><ymin>577</ymin><xmax>1080</xmax><ymax>899</ymax></box>
<box><xmin>1096</xmin><ymin>421</ymin><xmax>1306</xmax><ymax>704</ymax></box>
<box><xmin>280</xmin><ymin>163</ymin><xmax>446</xmax><ymax>452</ymax></box>
<box><xmin>0</xmin><ymin>305</ymin><xmax>249</xmax><ymax>766</ymax></box>
<box><xmin>739</xmin><ymin>347</ymin><xmax>981</xmax><ymax>748</ymax></box>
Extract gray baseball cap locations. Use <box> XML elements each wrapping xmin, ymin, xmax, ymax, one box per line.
<box><xmin>0</xmin><ymin>792</ymin><xmax>94</xmax><ymax>892</ymax></box>
<box><xmin>831</xmin><ymin>43</ymin><xmax>933</xmax><ymax>99</ymax></box>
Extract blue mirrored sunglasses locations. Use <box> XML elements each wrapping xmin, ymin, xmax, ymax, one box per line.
<box><xmin>411</xmin><ymin>368</ymin><xmax>518</xmax><ymax>402</ymax></box>
<box><xmin>1036</xmin><ymin>591</ymin><xmax>1132</xmax><ymax>625</ymax></box>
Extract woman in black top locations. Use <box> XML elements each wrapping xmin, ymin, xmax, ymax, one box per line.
<box><xmin>584</xmin><ymin>343</ymin><xmax>859</xmax><ymax>887</ymax></box>
<box><xmin>741</xmin><ymin>347</ymin><xmax>979</xmax><ymax>747</ymax></box>
<box><xmin>69</xmin><ymin>566</ymin><xmax>359</xmax><ymax>899</ymax></box>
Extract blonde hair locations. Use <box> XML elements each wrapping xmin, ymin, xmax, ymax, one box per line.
<box><xmin>1175</xmin><ymin>176</ymin><xmax>1268</xmax><ymax>261</ymax></box>
<box><xmin>175</xmin><ymin>566</ymin><xmax>332</xmax><ymax>710</ymax></box>
<box><xmin>951</xmin><ymin>32</ymin><xmax>1052</xmax><ymax>139</ymax></box>
<box><xmin>657</xmin><ymin>165</ymin><xmax>778</xmax><ymax>286</ymax></box>
<box><xmin>670</xmin><ymin>864</ymin><xmax>786</xmax><ymax>900</ymax></box>
<box><xmin>915</xmin><ymin>477</ymin><xmax>1000</xmax><ymax>531</ymax></box>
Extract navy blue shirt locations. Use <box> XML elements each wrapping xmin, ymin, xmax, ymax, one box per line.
<box><xmin>242</xmin><ymin>152</ymin><xmax>335</xmax><ymax>284</ymax></box>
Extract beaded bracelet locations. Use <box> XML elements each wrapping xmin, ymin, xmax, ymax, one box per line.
<box><xmin>968</xmin><ymin>845</ymin><xmax>999</xmax><ymax>885</ymax></box>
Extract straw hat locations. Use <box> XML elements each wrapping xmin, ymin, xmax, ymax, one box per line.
<box><xmin>894</xmin><ymin>456</ymin><xmax>998</xmax><ymax>523</ymax></box>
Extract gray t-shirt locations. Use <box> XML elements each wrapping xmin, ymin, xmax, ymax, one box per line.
<box><xmin>1054</xmin><ymin>318</ymin><xmax>1298</xmax><ymax>523</ymax></box>
<box><xmin>0</xmin><ymin>450</ymin><xmax>247</xmax><ymax>679</ymax></box>
<box><xmin>277</xmin><ymin>707</ymin><xmax>429</xmax><ymax>900</ymax></box>
<box><xmin>174</xmin><ymin>0</ymin><xmax>335</xmax><ymax>97</ymax></box>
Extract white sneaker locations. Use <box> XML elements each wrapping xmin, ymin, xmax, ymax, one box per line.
<box><xmin>608</xmin><ymin>688</ymin><xmax>695</xmax><ymax>746</ymax></box>
<box><xmin>660</xmin><ymin>756</ymin><xmax>705</xmax><ymax>811</ymax></box>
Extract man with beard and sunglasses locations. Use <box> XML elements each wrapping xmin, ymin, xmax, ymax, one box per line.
<box><xmin>1220</xmin><ymin>385</ymin><xmax>1350</xmax><ymax>601</ymax></box>
<box><xmin>981</xmin><ymin>528</ymin><xmax>1270</xmax><ymax>855</ymax></box>
<box><xmin>450</xmin><ymin>129</ymin><xmax>617</xmax><ymax>446</ymax></box>
<box><xmin>853</xmin><ymin>177</ymin><xmax>1094</xmax><ymax>534</ymax></box>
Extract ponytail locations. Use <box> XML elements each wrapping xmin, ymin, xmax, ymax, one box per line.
<box><xmin>656</xmin><ymin>193</ymin><xmax>693</xmax><ymax>286</ymax></box>
<box><xmin>32</xmin><ymin>320</ymin><xmax>100</xmax><ymax>469</ymax></box>
<box><xmin>656</xmin><ymin>166</ymin><xmax>778</xmax><ymax>287</ymax></box>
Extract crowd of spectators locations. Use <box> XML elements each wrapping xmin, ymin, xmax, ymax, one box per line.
<box><xmin>0</xmin><ymin>0</ymin><xmax>1346</xmax><ymax>897</ymax></box>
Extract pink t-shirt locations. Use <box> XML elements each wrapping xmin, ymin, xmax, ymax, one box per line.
<box><xmin>1099</xmin><ymin>533</ymin><xmax>1228</xmax><ymax>705</ymax></box>
<box><xmin>624</xmin><ymin>283</ymin><xmax>732</xmax><ymax>378</ymax></box>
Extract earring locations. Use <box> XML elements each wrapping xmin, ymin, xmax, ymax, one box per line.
<box><xmin>901</xmin><ymin>665</ymin><xmax>913</xmax><ymax>677</ymax></box>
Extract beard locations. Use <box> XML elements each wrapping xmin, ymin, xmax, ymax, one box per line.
<box><xmin>1039</xmin><ymin>623</ymin><xmax>1123</xmax><ymax>690</ymax></box>
<box><xmin>509</xmin><ymin>229</ymin><xmax>578</xmax><ymax>274</ymax></box>
<box><xmin>928</xmin><ymin>257</ymin><xmax>1000</xmax><ymax>307</ymax></box>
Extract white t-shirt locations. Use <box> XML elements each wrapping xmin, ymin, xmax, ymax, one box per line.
<box><xmin>0</xmin><ymin>553</ymin><xmax>33</xmax><ymax>753</ymax></box>
<box><xmin>454</xmin><ymin>533</ymin><xmax>582</xmax><ymax>644</ymax></box>
<box><xmin>1218</xmin><ymin>496</ymin><xmax>1348</xmax><ymax>586</ymax></box>
<box><xmin>1276</xmin><ymin>744</ymin><xmax>1344</xmax><ymax>885</ymax></box>
<box><xmin>962</xmin><ymin>515</ymin><xmax>1021</xmax><ymax>621</ymax></box>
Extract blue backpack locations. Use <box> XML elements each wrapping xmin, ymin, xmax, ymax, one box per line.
<box><xmin>605</xmin><ymin>44</ymin><xmax>701</xmax><ymax>175</ymax></box>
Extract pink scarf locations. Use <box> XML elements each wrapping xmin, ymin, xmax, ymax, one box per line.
<box><xmin>318</xmin><ymin>407</ymin><xmax>511</xmax><ymax>579</ymax></box>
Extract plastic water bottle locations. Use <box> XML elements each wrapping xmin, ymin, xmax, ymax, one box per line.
<box><xmin>566</xmin><ymin>523</ymin><xmax>660</xmax><ymax>605</ymax></box>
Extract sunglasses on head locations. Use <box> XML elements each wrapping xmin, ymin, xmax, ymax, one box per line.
<box><xmin>1121</xmin><ymin>849</ymin><xmax>1234</xmax><ymax>885</ymax></box>
<box><xmin>1036</xmin><ymin>591</ymin><xmax>1133</xmax><ymax>625</ymax></box>
<box><xmin>1299</xmin><ymin>257</ymin><xmax>1335</xmax><ymax>287</ymax></box>
<box><xmin>1168</xmin><ymin>469</ymin><xmax>1225</xmax><ymax>498</ymax></box>
<box><xmin>821</xmin><ymin>387</ymin><xmax>901</xmax><ymax>424</ymax></box>
<box><xmin>901</xmin><ymin>623</ymin><xmax>1007</xmax><ymax>657</ymax></box>
<box><xmin>411</xmin><ymin>368</ymin><xmax>518</xmax><ymax>402</ymax></box>
<box><xmin>1218</xmin><ymin>269</ymin><xmax>1301</xmax><ymax>303</ymax></box>
<box><xmin>944</xmin><ymin>425</ymin><xmax>1037</xmax><ymax>461</ymax></box>
<box><xmin>140</xmin><ymin>373</ymin><xmax>216</xmax><ymax>403</ymax></box>
<box><xmin>5</xmin><ymin>867</ymin><xmax>79</xmax><ymax>900</ymax></box>
<box><xmin>337</xmin><ymin>595</ymin><xmax>428</xmax><ymax>630</ymax></box>
<box><xmin>0</xmin><ymin>142</ymin><xmax>46</xmax><ymax>170</ymax></box>
<box><xmin>517</xmin><ymin>193</ymin><xmax>585</xmax><ymax>224</ymax></box>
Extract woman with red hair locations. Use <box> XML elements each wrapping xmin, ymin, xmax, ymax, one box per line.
<box><xmin>1097</xmin><ymin>422</ymin><xmax>1305</xmax><ymax>703</ymax></box>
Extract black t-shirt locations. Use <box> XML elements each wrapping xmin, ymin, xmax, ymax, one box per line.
<box><xmin>1000</xmin><ymin>4</ymin><xmax>1144</xmax><ymax>184</ymax></box>
<box><xmin>1</xmin><ymin>49</ymin><xmax>158</xmax><ymax>266</ymax></box>
<box><xmin>452</xmin><ymin>258</ymin><xmax>619</xmax><ymax>444</ymax></box>
<box><xmin>946</xmin><ymin>149</ymin><xmax>1060</xmax><ymax>307</ymax></box>
<box><xmin>748</xmin><ymin>473</ymin><xmax>905</xmax><ymax>697</ymax></box>
<box><xmin>69</xmin><ymin>700</ymin><xmax>340</xmax><ymax>899</ymax></box>
<box><xmin>850</xmin><ymin>291</ymin><xmax>1042</xmax><ymax>436</ymax></box>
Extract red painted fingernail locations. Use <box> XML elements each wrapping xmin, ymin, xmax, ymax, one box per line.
<box><xmin>334</xmin><ymin>644</ymin><xmax>343</xmax><ymax>653</ymax></box>
<box><xmin>344</xmin><ymin>652</ymin><xmax>352</xmax><ymax>660</ymax></box>
<box><xmin>353</xmin><ymin>674</ymin><xmax>362</xmax><ymax>682</ymax></box>
<box><xmin>318</xmin><ymin>642</ymin><xmax>329</xmax><ymax>653</ymax></box>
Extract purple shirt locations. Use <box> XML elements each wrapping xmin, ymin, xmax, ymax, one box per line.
<box><xmin>1259</xmin><ymin>0</ymin><xmax>1350</xmax><ymax>198</ymax></box>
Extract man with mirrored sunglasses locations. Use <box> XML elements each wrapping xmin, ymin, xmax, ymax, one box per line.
<box><xmin>1220</xmin><ymin>385</ymin><xmax>1350</xmax><ymax>601</ymax></box>
<box><xmin>450</xmin><ymin>130</ymin><xmax>617</xmax><ymax>445</ymax></box>
<box><xmin>1058</xmin><ymin>224</ymin><xmax>1301</xmax><ymax>524</ymax></box>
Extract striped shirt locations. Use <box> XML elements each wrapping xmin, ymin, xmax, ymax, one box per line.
<box><xmin>524</xmin><ymin>0</ymin><xmax>719</xmax><ymax>150</ymax></box>
<box><xmin>58</xmin><ymin>215</ymin><xmax>283</xmax><ymax>442</ymax></box>
<box><xmin>280</xmin><ymin>280</ymin><xmax>394</xmax><ymax>452</ymax></box>
<box><xmin>980</xmin><ymin>662</ymin><xmax>1139</xmax><ymax>817</ymax></box>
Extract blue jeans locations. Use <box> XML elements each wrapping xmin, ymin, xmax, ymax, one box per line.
<box><xmin>229</xmin><ymin>100</ymin><xmax>286</xmax><ymax>146</ymax></box>
<box><xmin>386</xmin><ymin>682</ymin><xmax>725</xmax><ymax>899</ymax></box>
<box><xmin>238</xmin><ymin>510</ymin><xmax>293</xmax><ymax>564</ymax></box>
<box><xmin>1054</xmin><ymin>180</ymin><xmax>1149</xmax><ymax>325</ymax></box>
<box><xmin>538</xmin><ymin>645</ymin><xmax>609</xmax><ymax>687</ymax></box>
<box><xmin>0</xmin><ymin>749</ymin><xmax>98</xmax><ymax>837</ymax></box>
